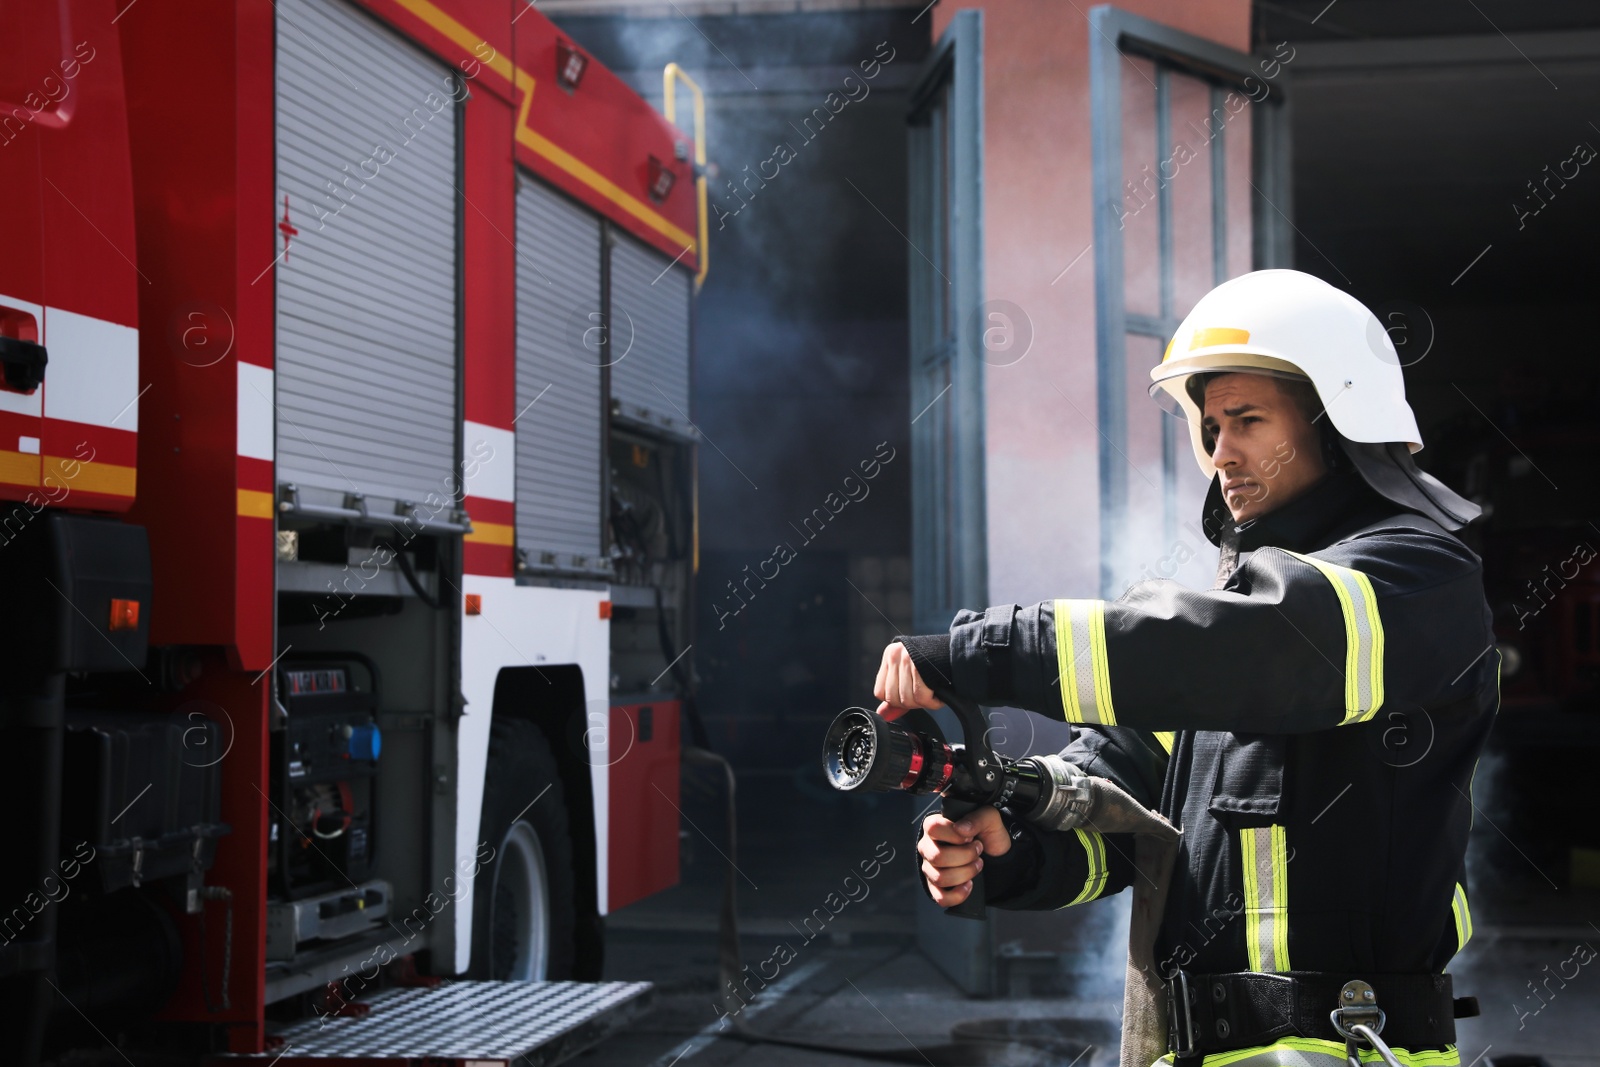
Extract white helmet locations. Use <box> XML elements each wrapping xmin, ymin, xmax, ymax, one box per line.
<box><xmin>1149</xmin><ymin>269</ymin><xmax>1480</xmax><ymax>529</ymax></box>
<box><xmin>1151</xmin><ymin>269</ymin><xmax>1421</xmax><ymax>470</ymax></box>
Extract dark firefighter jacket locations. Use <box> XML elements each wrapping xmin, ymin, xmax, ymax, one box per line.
<box><xmin>906</xmin><ymin>470</ymin><xmax>1496</xmax><ymax>1003</ymax></box>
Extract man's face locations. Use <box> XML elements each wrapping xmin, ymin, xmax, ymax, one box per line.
<box><xmin>1201</xmin><ymin>373</ymin><xmax>1327</xmax><ymax>524</ymax></box>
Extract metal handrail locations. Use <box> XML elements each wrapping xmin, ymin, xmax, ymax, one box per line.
<box><xmin>663</xmin><ymin>62</ymin><xmax>708</xmax><ymax>289</ymax></box>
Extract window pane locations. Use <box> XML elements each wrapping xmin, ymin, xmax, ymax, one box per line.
<box><xmin>1118</xmin><ymin>332</ymin><xmax>1168</xmax><ymax>592</ymax></box>
<box><xmin>1168</xmin><ymin>71</ymin><xmax>1219</xmax><ymax>314</ymax></box>
<box><xmin>1120</xmin><ymin>56</ymin><xmax>1161</xmax><ymax>320</ymax></box>
<box><xmin>1226</xmin><ymin>85</ymin><xmax>1254</xmax><ymax>277</ymax></box>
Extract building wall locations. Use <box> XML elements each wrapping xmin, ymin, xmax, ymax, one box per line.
<box><xmin>932</xmin><ymin>0</ymin><xmax>1249</xmax><ymax>605</ymax></box>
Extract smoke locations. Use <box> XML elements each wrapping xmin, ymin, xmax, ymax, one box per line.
<box><xmin>555</xmin><ymin>7</ymin><xmax>899</xmax><ymax>85</ymax></box>
<box><xmin>1082</xmin><ymin>892</ymin><xmax>1135</xmax><ymax>1005</ymax></box>
<box><xmin>553</xmin><ymin>7</ymin><xmax>922</xmax><ymax>554</ymax></box>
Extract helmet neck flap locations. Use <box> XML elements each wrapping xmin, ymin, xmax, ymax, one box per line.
<box><xmin>1336</xmin><ymin>438</ymin><xmax>1480</xmax><ymax>529</ymax></box>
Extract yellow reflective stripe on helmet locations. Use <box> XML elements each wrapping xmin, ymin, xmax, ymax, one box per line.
<box><xmin>1063</xmin><ymin>828</ymin><xmax>1108</xmax><ymax>907</ymax></box>
<box><xmin>1199</xmin><ymin>1038</ymin><xmax>1460</xmax><ymax>1067</ymax></box>
<box><xmin>1189</xmin><ymin>326</ymin><xmax>1251</xmax><ymax>351</ymax></box>
<box><xmin>1054</xmin><ymin>599</ymin><xmax>1118</xmax><ymax>726</ymax></box>
<box><xmin>1282</xmin><ymin>551</ymin><xmax>1386</xmax><ymax>725</ymax></box>
<box><xmin>1240</xmin><ymin>824</ymin><xmax>1291</xmax><ymax>973</ymax></box>
<box><xmin>1451</xmin><ymin>882</ymin><xmax>1473</xmax><ymax>951</ymax></box>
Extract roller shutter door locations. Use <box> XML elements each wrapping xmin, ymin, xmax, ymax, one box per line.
<box><xmin>274</xmin><ymin>0</ymin><xmax>458</xmax><ymax>508</ymax></box>
<box><xmin>514</xmin><ymin>177</ymin><xmax>604</xmax><ymax>572</ymax></box>
<box><xmin>608</xmin><ymin>232</ymin><xmax>693</xmax><ymax>438</ymax></box>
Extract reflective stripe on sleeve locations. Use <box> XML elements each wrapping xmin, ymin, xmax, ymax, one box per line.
<box><xmin>1451</xmin><ymin>882</ymin><xmax>1473</xmax><ymax>952</ymax></box>
<box><xmin>1282</xmin><ymin>551</ymin><xmax>1386</xmax><ymax>725</ymax></box>
<box><xmin>1054</xmin><ymin>598</ymin><xmax>1117</xmax><ymax>726</ymax></box>
<box><xmin>1240</xmin><ymin>824</ymin><xmax>1291</xmax><ymax>972</ymax></box>
<box><xmin>1153</xmin><ymin>731</ymin><xmax>1175</xmax><ymax>755</ymax></box>
<box><xmin>1062</xmin><ymin>828</ymin><xmax>1108</xmax><ymax>907</ymax></box>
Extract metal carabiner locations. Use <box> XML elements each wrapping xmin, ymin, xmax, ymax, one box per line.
<box><xmin>1347</xmin><ymin>1023</ymin><xmax>1407</xmax><ymax>1067</ymax></box>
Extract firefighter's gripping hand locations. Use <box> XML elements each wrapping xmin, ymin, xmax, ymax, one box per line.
<box><xmin>874</xmin><ymin>641</ymin><xmax>940</xmax><ymax>719</ymax></box>
<box><xmin>919</xmin><ymin>808</ymin><xmax>1010</xmax><ymax>907</ymax></box>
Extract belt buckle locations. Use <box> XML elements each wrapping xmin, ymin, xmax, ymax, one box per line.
<box><xmin>1167</xmin><ymin>971</ymin><xmax>1199</xmax><ymax>1057</ymax></box>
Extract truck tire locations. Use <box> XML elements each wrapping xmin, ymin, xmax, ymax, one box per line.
<box><xmin>470</xmin><ymin>718</ymin><xmax>577</xmax><ymax>980</ymax></box>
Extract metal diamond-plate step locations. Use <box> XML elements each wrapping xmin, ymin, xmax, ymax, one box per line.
<box><xmin>241</xmin><ymin>980</ymin><xmax>653</xmax><ymax>1066</ymax></box>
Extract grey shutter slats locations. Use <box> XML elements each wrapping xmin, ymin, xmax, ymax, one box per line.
<box><xmin>274</xmin><ymin>0</ymin><xmax>458</xmax><ymax>507</ymax></box>
<box><xmin>514</xmin><ymin>177</ymin><xmax>604</xmax><ymax>571</ymax></box>
<box><xmin>608</xmin><ymin>232</ymin><xmax>693</xmax><ymax>437</ymax></box>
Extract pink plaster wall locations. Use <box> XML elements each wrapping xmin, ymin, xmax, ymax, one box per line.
<box><xmin>930</xmin><ymin>1</ymin><xmax>1251</xmax><ymax>605</ymax></box>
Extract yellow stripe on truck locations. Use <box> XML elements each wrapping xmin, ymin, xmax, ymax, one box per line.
<box><xmin>0</xmin><ymin>450</ymin><xmax>39</xmax><ymax>488</ymax></box>
<box><xmin>237</xmin><ymin>488</ymin><xmax>275</xmax><ymax>519</ymax></box>
<box><xmin>394</xmin><ymin>0</ymin><xmax>699</xmax><ymax>254</ymax></box>
<box><xmin>464</xmin><ymin>521</ymin><xmax>514</xmax><ymax>547</ymax></box>
<box><xmin>43</xmin><ymin>455</ymin><xmax>135</xmax><ymax>497</ymax></box>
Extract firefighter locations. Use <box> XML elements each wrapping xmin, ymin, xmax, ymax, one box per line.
<box><xmin>877</xmin><ymin>269</ymin><xmax>1492</xmax><ymax>1066</ymax></box>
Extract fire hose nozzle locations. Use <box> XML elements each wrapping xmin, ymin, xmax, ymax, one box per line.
<box><xmin>1013</xmin><ymin>753</ymin><xmax>1093</xmax><ymax>831</ymax></box>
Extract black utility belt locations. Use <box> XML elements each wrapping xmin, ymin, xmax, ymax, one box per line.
<box><xmin>1166</xmin><ymin>970</ymin><xmax>1480</xmax><ymax>1058</ymax></box>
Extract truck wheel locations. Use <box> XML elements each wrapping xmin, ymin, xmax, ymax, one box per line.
<box><xmin>470</xmin><ymin>718</ymin><xmax>577</xmax><ymax>980</ymax></box>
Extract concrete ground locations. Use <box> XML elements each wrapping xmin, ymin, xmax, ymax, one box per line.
<box><xmin>575</xmin><ymin>768</ymin><xmax>1600</xmax><ymax>1067</ymax></box>
<box><xmin>583</xmin><ymin>933</ymin><xmax>1121</xmax><ymax>1067</ymax></box>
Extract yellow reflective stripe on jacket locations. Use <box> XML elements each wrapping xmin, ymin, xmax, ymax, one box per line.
<box><xmin>1054</xmin><ymin>598</ymin><xmax>1117</xmax><ymax>726</ymax></box>
<box><xmin>1282</xmin><ymin>551</ymin><xmax>1386</xmax><ymax>725</ymax></box>
<box><xmin>1167</xmin><ymin>1037</ymin><xmax>1460</xmax><ymax>1067</ymax></box>
<box><xmin>1451</xmin><ymin>882</ymin><xmax>1473</xmax><ymax>951</ymax></box>
<box><xmin>1240</xmin><ymin>824</ymin><xmax>1291</xmax><ymax>972</ymax></box>
<box><xmin>1062</xmin><ymin>828</ymin><xmax>1109</xmax><ymax>906</ymax></box>
<box><xmin>1152</xmin><ymin>731</ymin><xmax>1175</xmax><ymax>755</ymax></box>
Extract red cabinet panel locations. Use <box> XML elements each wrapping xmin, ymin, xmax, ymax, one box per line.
<box><xmin>607</xmin><ymin>700</ymin><xmax>680</xmax><ymax>912</ymax></box>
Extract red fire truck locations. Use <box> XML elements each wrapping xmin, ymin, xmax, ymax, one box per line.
<box><xmin>0</xmin><ymin>1</ymin><xmax>704</xmax><ymax>1062</ymax></box>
